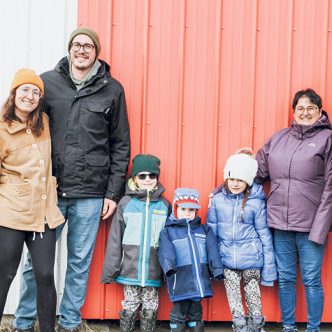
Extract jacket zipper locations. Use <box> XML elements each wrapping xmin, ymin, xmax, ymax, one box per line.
<box><xmin>286</xmin><ymin>141</ymin><xmax>302</xmax><ymax>229</ymax></box>
<box><xmin>187</xmin><ymin>223</ymin><xmax>204</xmax><ymax>297</ymax></box>
<box><xmin>153</xmin><ymin>217</ymin><xmax>157</xmax><ymax>248</ymax></box>
<box><xmin>120</xmin><ymin>250</ymin><xmax>124</xmax><ymax>268</ymax></box>
<box><xmin>172</xmin><ymin>273</ymin><xmax>177</xmax><ymax>295</ymax></box>
<box><xmin>232</xmin><ymin>196</ymin><xmax>238</xmax><ymax>269</ymax></box>
<box><xmin>141</xmin><ymin>191</ymin><xmax>150</xmax><ymax>286</ymax></box>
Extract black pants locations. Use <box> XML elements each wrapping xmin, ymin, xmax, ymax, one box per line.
<box><xmin>0</xmin><ymin>225</ymin><xmax>56</xmax><ymax>332</ymax></box>
<box><xmin>170</xmin><ymin>300</ymin><xmax>202</xmax><ymax>324</ymax></box>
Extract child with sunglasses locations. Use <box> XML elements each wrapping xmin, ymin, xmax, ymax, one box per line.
<box><xmin>101</xmin><ymin>154</ymin><xmax>170</xmax><ymax>332</ymax></box>
<box><xmin>158</xmin><ymin>188</ymin><xmax>223</xmax><ymax>332</ymax></box>
<box><xmin>206</xmin><ymin>151</ymin><xmax>276</xmax><ymax>332</ymax></box>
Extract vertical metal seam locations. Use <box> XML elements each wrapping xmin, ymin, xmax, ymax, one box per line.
<box><xmin>287</xmin><ymin>0</ymin><xmax>295</xmax><ymax>125</ymax></box>
<box><xmin>108</xmin><ymin>0</ymin><xmax>115</xmax><ymax>65</ymax></box>
<box><xmin>214</xmin><ymin>0</ymin><xmax>224</xmax><ymax>188</ymax></box>
<box><xmin>251</xmin><ymin>0</ymin><xmax>259</xmax><ymax>150</ymax></box>
<box><xmin>140</xmin><ymin>0</ymin><xmax>152</xmax><ymax>153</ymax></box>
<box><xmin>322</xmin><ymin>0</ymin><xmax>330</xmax><ymax>99</ymax></box>
<box><xmin>175</xmin><ymin>0</ymin><xmax>188</xmax><ymax>186</ymax></box>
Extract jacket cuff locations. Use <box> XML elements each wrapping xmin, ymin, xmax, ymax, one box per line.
<box><xmin>105</xmin><ymin>191</ymin><xmax>120</xmax><ymax>203</ymax></box>
<box><xmin>261</xmin><ymin>280</ymin><xmax>274</xmax><ymax>287</ymax></box>
<box><xmin>100</xmin><ymin>276</ymin><xmax>115</xmax><ymax>284</ymax></box>
<box><xmin>213</xmin><ymin>268</ymin><xmax>224</xmax><ymax>279</ymax></box>
<box><xmin>308</xmin><ymin>232</ymin><xmax>325</xmax><ymax>245</ymax></box>
<box><xmin>165</xmin><ymin>267</ymin><xmax>176</xmax><ymax>276</ymax></box>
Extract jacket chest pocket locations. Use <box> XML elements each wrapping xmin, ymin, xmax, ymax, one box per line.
<box><xmin>80</xmin><ymin>102</ymin><xmax>114</xmax><ymax>154</ymax></box>
<box><xmin>0</xmin><ymin>182</ymin><xmax>32</xmax><ymax>212</ymax></box>
<box><xmin>151</xmin><ymin>213</ymin><xmax>167</xmax><ymax>247</ymax></box>
<box><xmin>195</xmin><ymin>233</ymin><xmax>207</xmax><ymax>264</ymax></box>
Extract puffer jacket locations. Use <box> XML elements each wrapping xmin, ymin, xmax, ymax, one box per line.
<box><xmin>206</xmin><ymin>182</ymin><xmax>276</xmax><ymax>286</ymax></box>
<box><xmin>41</xmin><ymin>57</ymin><xmax>130</xmax><ymax>202</ymax></box>
<box><xmin>256</xmin><ymin>112</ymin><xmax>332</xmax><ymax>245</ymax></box>
<box><xmin>0</xmin><ymin>114</ymin><xmax>64</xmax><ymax>232</ymax></box>
<box><xmin>158</xmin><ymin>216</ymin><xmax>223</xmax><ymax>302</ymax></box>
<box><xmin>101</xmin><ymin>179</ymin><xmax>169</xmax><ymax>287</ymax></box>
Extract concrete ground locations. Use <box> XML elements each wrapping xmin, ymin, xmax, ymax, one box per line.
<box><xmin>1</xmin><ymin>316</ymin><xmax>332</xmax><ymax>331</ymax></box>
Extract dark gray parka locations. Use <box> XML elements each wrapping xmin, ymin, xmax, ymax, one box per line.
<box><xmin>255</xmin><ymin>112</ymin><xmax>332</xmax><ymax>245</ymax></box>
<box><xmin>41</xmin><ymin>57</ymin><xmax>130</xmax><ymax>202</ymax></box>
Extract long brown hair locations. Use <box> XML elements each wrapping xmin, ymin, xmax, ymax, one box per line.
<box><xmin>1</xmin><ymin>88</ymin><xmax>44</xmax><ymax>136</ymax></box>
<box><xmin>224</xmin><ymin>180</ymin><xmax>251</xmax><ymax>220</ymax></box>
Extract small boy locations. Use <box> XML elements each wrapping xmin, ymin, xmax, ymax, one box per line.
<box><xmin>101</xmin><ymin>154</ymin><xmax>170</xmax><ymax>332</ymax></box>
<box><xmin>158</xmin><ymin>188</ymin><xmax>223</xmax><ymax>332</ymax></box>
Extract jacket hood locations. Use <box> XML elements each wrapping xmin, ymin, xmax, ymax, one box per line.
<box><xmin>55</xmin><ymin>56</ymin><xmax>111</xmax><ymax>82</ymax></box>
<box><xmin>125</xmin><ymin>177</ymin><xmax>165</xmax><ymax>201</ymax></box>
<box><xmin>291</xmin><ymin>111</ymin><xmax>332</xmax><ymax>139</ymax></box>
<box><xmin>165</xmin><ymin>215</ymin><xmax>201</xmax><ymax>228</ymax></box>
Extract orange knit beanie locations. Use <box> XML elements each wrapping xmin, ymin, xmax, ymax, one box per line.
<box><xmin>10</xmin><ymin>68</ymin><xmax>44</xmax><ymax>95</ymax></box>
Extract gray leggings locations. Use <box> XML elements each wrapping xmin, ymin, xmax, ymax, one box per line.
<box><xmin>223</xmin><ymin>268</ymin><xmax>262</xmax><ymax>318</ymax></box>
<box><xmin>122</xmin><ymin>285</ymin><xmax>159</xmax><ymax>312</ymax></box>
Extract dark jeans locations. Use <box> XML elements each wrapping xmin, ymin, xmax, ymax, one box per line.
<box><xmin>170</xmin><ymin>300</ymin><xmax>202</xmax><ymax>324</ymax></box>
<box><xmin>274</xmin><ymin>230</ymin><xmax>325</xmax><ymax>332</ymax></box>
<box><xmin>0</xmin><ymin>225</ymin><xmax>56</xmax><ymax>332</ymax></box>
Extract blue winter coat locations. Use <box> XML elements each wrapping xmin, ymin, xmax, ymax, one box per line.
<box><xmin>206</xmin><ymin>182</ymin><xmax>277</xmax><ymax>286</ymax></box>
<box><xmin>158</xmin><ymin>216</ymin><xmax>223</xmax><ymax>302</ymax></box>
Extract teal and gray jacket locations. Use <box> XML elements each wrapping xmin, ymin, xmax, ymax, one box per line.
<box><xmin>101</xmin><ymin>179</ymin><xmax>170</xmax><ymax>287</ymax></box>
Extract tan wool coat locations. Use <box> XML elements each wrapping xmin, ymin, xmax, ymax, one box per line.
<box><xmin>0</xmin><ymin>113</ymin><xmax>64</xmax><ymax>232</ymax></box>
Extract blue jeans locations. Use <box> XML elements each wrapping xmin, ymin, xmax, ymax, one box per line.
<box><xmin>13</xmin><ymin>197</ymin><xmax>103</xmax><ymax>330</ymax></box>
<box><xmin>274</xmin><ymin>230</ymin><xmax>325</xmax><ymax>332</ymax></box>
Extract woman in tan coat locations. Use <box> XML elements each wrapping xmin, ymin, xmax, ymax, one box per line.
<box><xmin>0</xmin><ymin>69</ymin><xmax>64</xmax><ymax>332</ymax></box>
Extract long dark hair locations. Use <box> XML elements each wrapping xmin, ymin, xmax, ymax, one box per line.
<box><xmin>1</xmin><ymin>88</ymin><xmax>44</xmax><ymax>136</ymax></box>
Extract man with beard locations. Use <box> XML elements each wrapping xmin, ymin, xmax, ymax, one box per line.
<box><xmin>13</xmin><ymin>27</ymin><xmax>130</xmax><ymax>332</ymax></box>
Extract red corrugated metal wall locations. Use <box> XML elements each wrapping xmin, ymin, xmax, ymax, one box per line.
<box><xmin>77</xmin><ymin>0</ymin><xmax>332</xmax><ymax>322</ymax></box>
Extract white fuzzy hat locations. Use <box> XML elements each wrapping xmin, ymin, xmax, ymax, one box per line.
<box><xmin>224</xmin><ymin>153</ymin><xmax>258</xmax><ymax>186</ymax></box>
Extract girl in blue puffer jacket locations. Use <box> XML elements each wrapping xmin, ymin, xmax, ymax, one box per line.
<box><xmin>207</xmin><ymin>151</ymin><xmax>277</xmax><ymax>332</ymax></box>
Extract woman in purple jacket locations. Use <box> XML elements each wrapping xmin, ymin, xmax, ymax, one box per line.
<box><xmin>255</xmin><ymin>89</ymin><xmax>332</xmax><ymax>332</ymax></box>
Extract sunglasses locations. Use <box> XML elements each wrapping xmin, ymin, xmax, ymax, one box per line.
<box><xmin>137</xmin><ymin>173</ymin><xmax>158</xmax><ymax>180</ymax></box>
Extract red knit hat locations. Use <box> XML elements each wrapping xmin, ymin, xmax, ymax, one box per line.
<box><xmin>172</xmin><ymin>188</ymin><xmax>201</xmax><ymax>218</ymax></box>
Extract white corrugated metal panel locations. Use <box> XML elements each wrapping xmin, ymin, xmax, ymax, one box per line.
<box><xmin>0</xmin><ymin>0</ymin><xmax>78</xmax><ymax>314</ymax></box>
<box><xmin>0</xmin><ymin>0</ymin><xmax>78</xmax><ymax>104</ymax></box>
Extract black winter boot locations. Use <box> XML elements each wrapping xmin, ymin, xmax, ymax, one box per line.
<box><xmin>140</xmin><ymin>309</ymin><xmax>157</xmax><ymax>332</ymax></box>
<box><xmin>232</xmin><ymin>316</ymin><xmax>250</xmax><ymax>332</ymax></box>
<box><xmin>188</xmin><ymin>320</ymin><xmax>204</xmax><ymax>331</ymax></box>
<box><xmin>119</xmin><ymin>309</ymin><xmax>136</xmax><ymax>332</ymax></box>
<box><xmin>170</xmin><ymin>322</ymin><xmax>186</xmax><ymax>332</ymax></box>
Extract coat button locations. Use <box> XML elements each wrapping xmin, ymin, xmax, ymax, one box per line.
<box><xmin>62</xmin><ymin>193</ymin><xmax>67</xmax><ymax>197</ymax></box>
<box><xmin>41</xmin><ymin>176</ymin><xmax>46</xmax><ymax>182</ymax></box>
<box><xmin>39</xmin><ymin>159</ymin><xmax>45</xmax><ymax>165</ymax></box>
<box><xmin>41</xmin><ymin>195</ymin><xmax>47</xmax><ymax>200</ymax></box>
<box><xmin>26</xmin><ymin>129</ymin><xmax>32</xmax><ymax>134</ymax></box>
<box><xmin>32</xmin><ymin>144</ymin><xmax>37</xmax><ymax>149</ymax></box>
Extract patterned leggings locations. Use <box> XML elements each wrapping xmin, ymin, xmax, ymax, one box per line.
<box><xmin>122</xmin><ymin>285</ymin><xmax>159</xmax><ymax>312</ymax></box>
<box><xmin>223</xmin><ymin>268</ymin><xmax>262</xmax><ymax>318</ymax></box>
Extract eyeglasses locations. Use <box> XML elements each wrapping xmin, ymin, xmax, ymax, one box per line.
<box><xmin>294</xmin><ymin>106</ymin><xmax>319</xmax><ymax>115</ymax></box>
<box><xmin>70</xmin><ymin>42</ymin><xmax>95</xmax><ymax>54</ymax></box>
<box><xmin>137</xmin><ymin>173</ymin><xmax>158</xmax><ymax>180</ymax></box>
<box><xmin>16</xmin><ymin>87</ymin><xmax>42</xmax><ymax>100</ymax></box>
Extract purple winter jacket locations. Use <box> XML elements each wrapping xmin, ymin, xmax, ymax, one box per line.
<box><xmin>255</xmin><ymin>111</ymin><xmax>332</xmax><ymax>245</ymax></box>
